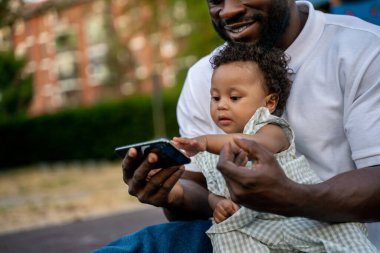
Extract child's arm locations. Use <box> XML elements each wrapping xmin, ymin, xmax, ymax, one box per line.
<box><xmin>204</xmin><ymin>123</ymin><xmax>289</xmax><ymax>154</ymax></box>
<box><xmin>173</xmin><ymin>123</ymin><xmax>289</xmax><ymax>156</ymax></box>
<box><xmin>252</xmin><ymin>123</ymin><xmax>290</xmax><ymax>154</ymax></box>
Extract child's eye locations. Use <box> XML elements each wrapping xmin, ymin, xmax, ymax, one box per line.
<box><xmin>230</xmin><ymin>96</ymin><xmax>240</xmax><ymax>101</ymax></box>
<box><xmin>212</xmin><ymin>96</ymin><xmax>220</xmax><ymax>102</ymax></box>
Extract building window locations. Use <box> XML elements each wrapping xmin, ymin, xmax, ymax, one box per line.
<box><xmin>85</xmin><ymin>15</ymin><xmax>107</xmax><ymax>45</ymax></box>
<box><xmin>55</xmin><ymin>30</ymin><xmax>76</xmax><ymax>52</ymax></box>
<box><xmin>56</xmin><ymin>51</ymin><xmax>79</xmax><ymax>89</ymax></box>
<box><xmin>55</xmin><ymin>28</ymin><xmax>80</xmax><ymax>93</ymax></box>
<box><xmin>86</xmin><ymin>43</ymin><xmax>109</xmax><ymax>86</ymax></box>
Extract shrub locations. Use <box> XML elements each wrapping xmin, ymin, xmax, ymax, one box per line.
<box><xmin>0</xmin><ymin>92</ymin><xmax>180</xmax><ymax>170</ymax></box>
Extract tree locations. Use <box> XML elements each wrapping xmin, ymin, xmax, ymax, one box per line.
<box><xmin>0</xmin><ymin>50</ymin><xmax>33</xmax><ymax>120</ymax></box>
<box><xmin>0</xmin><ymin>0</ymin><xmax>23</xmax><ymax>27</ymax></box>
<box><xmin>0</xmin><ymin>0</ymin><xmax>33</xmax><ymax>120</ymax></box>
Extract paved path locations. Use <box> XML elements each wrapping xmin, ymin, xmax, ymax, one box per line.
<box><xmin>0</xmin><ymin>206</ymin><xmax>167</xmax><ymax>253</ymax></box>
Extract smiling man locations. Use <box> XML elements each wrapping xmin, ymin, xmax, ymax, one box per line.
<box><xmin>93</xmin><ymin>1</ymin><xmax>380</xmax><ymax>252</ymax></box>
<box><xmin>210</xmin><ymin>0</ymin><xmax>291</xmax><ymax>47</ymax></box>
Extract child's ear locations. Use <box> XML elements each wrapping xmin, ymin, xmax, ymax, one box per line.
<box><xmin>265</xmin><ymin>93</ymin><xmax>279</xmax><ymax>113</ymax></box>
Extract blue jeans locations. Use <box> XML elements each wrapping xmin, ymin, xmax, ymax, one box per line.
<box><xmin>92</xmin><ymin>220</ymin><xmax>213</xmax><ymax>253</ymax></box>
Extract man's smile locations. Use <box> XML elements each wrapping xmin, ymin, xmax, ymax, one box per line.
<box><xmin>221</xmin><ymin>16</ymin><xmax>263</xmax><ymax>41</ymax></box>
<box><xmin>224</xmin><ymin>20</ymin><xmax>257</xmax><ymax>34</ymax></box>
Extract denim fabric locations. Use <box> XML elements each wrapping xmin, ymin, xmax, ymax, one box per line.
<box><xmin>91</xmin><ymin>220</ymin><xmax>213</xmax><ymax>253</ymax></box>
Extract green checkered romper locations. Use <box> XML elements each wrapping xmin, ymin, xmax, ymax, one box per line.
<box><xmin>194</xmin><ymin>107</ymin><xmax>376</xmax><ymax>253</ymax></box>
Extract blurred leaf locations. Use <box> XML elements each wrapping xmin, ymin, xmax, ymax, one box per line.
<box><xmin>0</xmin><ymin>50</ymin><xmax>33</xmax><ymax>120</ymax></box>
<box><xmin>0</xmin><ymin>0</ymin><xmax>23</xmax><ymax>27</ymax></box>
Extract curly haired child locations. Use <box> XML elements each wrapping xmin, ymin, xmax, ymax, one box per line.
<box><xmin>173</xmin><ymin>42</ymin><xmax>376</xmax><ymax>253</ymax></box>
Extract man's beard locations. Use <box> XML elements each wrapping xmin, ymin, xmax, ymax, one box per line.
<box><xmin>212</xmin><ymin>0</ymin><xmax>291</xmax><ymax>49</ymax></box>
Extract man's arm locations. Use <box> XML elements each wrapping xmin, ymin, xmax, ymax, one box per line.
<box><xmin>163</xmin><ymin>171</ymin><xmax>212</xmax><ymax>221</ymax></box>
<box><xmin>296</xmin><ymin>165</ymin><xmax>380</xmax><ymax>222</ymax></box>
<box><xmin>217</xmin><ymin>138</ymin><xmax>380</xmax><ymax>223</ymax></box>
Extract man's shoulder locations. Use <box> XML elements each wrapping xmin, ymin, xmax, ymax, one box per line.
<box><xmin>323</xmin><ymin>12</ymin><xmax>380</xmax><ymax>39</ymax></box>
<box><xmin>316</xmin><ymin>12</ymin><xmax>380</xmax><ymax>56</ymax></box>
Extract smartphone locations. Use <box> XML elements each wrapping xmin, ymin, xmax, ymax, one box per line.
<box><xmin>115</xmin><ymin>138</ymin><xmax>191</xmax><ymax>168</ymax></box>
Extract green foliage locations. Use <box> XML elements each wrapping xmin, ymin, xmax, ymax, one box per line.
<box><xmin>170</xmin><ymin>0</ymin><xmax>224</xmax><ymax>84</ymax></box>
<box><xmin>182</xmin><ymin>0</ymin><xmax>224</xmax><ymax>58</ymax></box>
<box><xmin>0</xmin><ymin>50</ymin><xmax>33</xmax><ymax>120</ymax></box>
<box><xmin>0</xmin><ymin>92</ymin><xmax>180</xmax><ymax>169</ymax></box>
<box><xmin>103</xmin><ymin>2</ymin><xmax>136</xmax><ymax>87</ymax></box>
<box><xmin>0</xmin><ymin>0</ymin><xmax>19</xmax><ymax>27</ymax></box>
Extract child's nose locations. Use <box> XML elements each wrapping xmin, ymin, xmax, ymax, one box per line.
<box><xmin>217</xmin><ymin>98</ymin><xmax>229</xmax><ymax>110</ymax></box>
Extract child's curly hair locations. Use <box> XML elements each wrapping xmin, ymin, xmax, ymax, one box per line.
<box><xmin>210</xmin><ymin>42</ymin><xmax>292</xmax><ymax>116</ymax></box>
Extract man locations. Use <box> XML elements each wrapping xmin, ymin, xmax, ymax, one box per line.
<box><xmin>93</xmin><ymin>1</ymin><xmax>380</xmax><ymax>252</ymax></box>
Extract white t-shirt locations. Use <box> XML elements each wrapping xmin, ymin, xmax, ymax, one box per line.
<box><xmin>176</xmin><ymin>1</ymin><xmax>380</xmax><ymax>248</ymax></box>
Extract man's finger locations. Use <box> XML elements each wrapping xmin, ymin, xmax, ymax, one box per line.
<box><xmin>130</xmin><ymin>152</ymin><xmax>158</xmax><ymax>186</ymax></box>
<box><xmin>233</xmin><ymin>137</ymin><xmax>271</xmax><ymax>163</ymax></box>
<box><xmin>122</xmin><ymin>148</ymin><xmax>141</xmax><ymax>181</ymax></box>
<box><xmin>217</xmin><ymin>143</ymin><xmax>252</xmax><ymax>182</ymax></box>
<box><xmin>161</xmin><ymin>166</ymin><xmax>184</xmax><ymax>191</ymax></box>
<box><xmin>145</xmin><ymin>166</ymin><xmax>183</xmax><ymax>193</ymax></box>
<box><xmin>220</xmin><ymin>142</ymin><xmax>238</xmax><ymax>161</ymax></box>
<box><xmin>233</xmin><ymin>148</ymin><xmax>248</xmax><ymax>166</ymax></box>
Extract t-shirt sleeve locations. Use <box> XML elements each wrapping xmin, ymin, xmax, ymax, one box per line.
<box><xmin>344</xmin><ymin>48</ymin><xmax>380</xmax><ymax>169</ymax></box>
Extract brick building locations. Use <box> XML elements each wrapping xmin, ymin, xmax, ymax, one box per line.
<box><xmin>2</xmin><ymin>0</ymin><xmax>192</xmax><ymax>115</ymax></box>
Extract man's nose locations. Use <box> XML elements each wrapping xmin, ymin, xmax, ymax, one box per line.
<box><xmin>220</xmin><ymin>0</ymin><xmax>245</xmax><ymax>20</ymax></box>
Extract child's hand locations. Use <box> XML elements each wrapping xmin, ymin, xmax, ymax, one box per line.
<box><xmin>213</xmin><ymin>198</ymin><xmax>240</xmax><ymax>224</ymax></box>
<box><xmin>172</xmin><ymin>136</ymin><xmax>206</xmax><ymax>157</ymax></box>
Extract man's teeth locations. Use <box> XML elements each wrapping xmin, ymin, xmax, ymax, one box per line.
<box><xmin>230</xmin><ymin>25</ymin><xmax>249</xmax><ymax>33</ymax></box>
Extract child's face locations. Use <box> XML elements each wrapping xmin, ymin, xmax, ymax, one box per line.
<box><xmin>210</xmin><ymin>61</ymin><xmax>269</xmax><ymax>133</ymax></box>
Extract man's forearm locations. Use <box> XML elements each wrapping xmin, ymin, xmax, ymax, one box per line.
<box><xmin>164</xmin><ymin>172</ymin><xmax>212</xmax><ymax>221</ymax></box>
<box><xmin>290</xmin><ymin>166</ymin><xmax>380</xmax><ymax>222</ymax></box>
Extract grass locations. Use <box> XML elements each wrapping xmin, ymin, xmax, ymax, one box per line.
<box><xmin>0</xmin><ymin>161</ymin><xmax>145</xmax><ymax>235</ymax></box>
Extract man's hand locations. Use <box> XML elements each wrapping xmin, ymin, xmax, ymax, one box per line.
<box><xmin>122</xmin><ymin>147</ymin><xmax>185</xmax><ymax>208</ymax></box>
<box><xmin>217</xmin><ymin>137</ymin><xmax>380</xmax><ymax>223</ymax></box>
<box><xmin>122</xmin><ymin>147</ymin><xmax>212</xmax><ymax>220</ymax></box>
<box><xmin>216</xmin><ymin>138</ymin><xmax>298</xmax><ymax>215</ymax></box>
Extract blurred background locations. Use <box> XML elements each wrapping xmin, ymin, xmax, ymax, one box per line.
<box><xmin>0</xmin><ymin>0</ymin><xmax>223</xmax><ymax>243</ymax></box>
<box><xmin>0</xmin><ymin>0</ymin><xmax>378</xmax><ymax>251</ymax></box>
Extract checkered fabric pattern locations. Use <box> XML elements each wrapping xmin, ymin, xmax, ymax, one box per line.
<box><xmin>194</xmin><ymin>107</ymin><xmax>376</xmax><ymax>253</ymax></box>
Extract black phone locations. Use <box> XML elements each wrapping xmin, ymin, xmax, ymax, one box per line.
<box><xmin>115</xmin><ymin>138</ymin><xmax>191</xmax><ymax>168</ymax></box>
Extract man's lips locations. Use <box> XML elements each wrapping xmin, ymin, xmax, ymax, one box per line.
<box><xmin>224</xmin><ymin>20</ymin><xmax>257</xmax><ymax>34</ymax></box>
